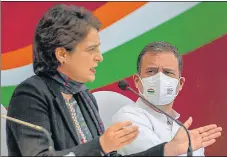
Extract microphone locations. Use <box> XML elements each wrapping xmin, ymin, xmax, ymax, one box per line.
<box><xmin>1</xmin><ymin>114</ymin><xmax>55</xmax><ymax>156</ymax></box>
<box><xmin>118</xmin><ymin>80</ymin><xmax>193</xmax><ymax>157</ymax></box>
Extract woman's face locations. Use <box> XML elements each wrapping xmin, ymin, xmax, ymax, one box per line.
<box><xmin>57</xmin><ymin>28</ymin><xmax>103</xmax><ymax>83</ymax></box>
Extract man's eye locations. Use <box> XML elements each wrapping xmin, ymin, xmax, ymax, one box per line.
<box><xmin>88</xmin><ymin>48</ymin><xmax>95</xmax><ymax>51</ymax></box>
<box><xmin>164</xmin><ymin>71</ymin><xmax>174</xmax><ymax>76</ymax></box>
<box><xmin>147</xmin><ymin>70</ymin><xmax>155</xmax><ymax>73</ymax></box>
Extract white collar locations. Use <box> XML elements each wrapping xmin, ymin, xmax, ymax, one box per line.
<box><xmin>135</xmin><ymin>98</ymin><xmax>180</xmax><ymax>120</ymax></box>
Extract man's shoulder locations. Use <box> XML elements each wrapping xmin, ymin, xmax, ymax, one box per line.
<box><xmin>115</xmin><ymin>103</ymin><xmax>143</xmax><ymax>115</ymax></box>
<box><xmin>112</xmin><ymin>102</ymin><xmax>150</xmax><ymax>123</ymax></box>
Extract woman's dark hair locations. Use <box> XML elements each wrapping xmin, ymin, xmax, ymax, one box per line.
<box><xmin>33</xmin><ymin>4</ymin><xmax>101</xmax><ymax>74</ymax></box>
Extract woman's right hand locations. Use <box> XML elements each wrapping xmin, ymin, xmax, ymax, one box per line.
<box><xmin>99</xmin><ymin>121</ymin><xmax>139</xmax><ymax>154</ymax></box>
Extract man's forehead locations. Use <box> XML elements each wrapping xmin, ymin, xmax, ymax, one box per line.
<box><xmin>141</xmin><ymin>51</ymin><xmax>179</xmax><ymax>68</ymax></box>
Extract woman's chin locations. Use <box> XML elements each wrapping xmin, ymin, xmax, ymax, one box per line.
<box><xmin>86</xmin><ymin>75</ymin><xmax>96</xmax><ymax>83</ymax></box>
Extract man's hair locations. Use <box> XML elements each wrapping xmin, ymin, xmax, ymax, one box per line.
<box><xmin>33</xmin><ymin>4</ymin><xmax>101</xmax><ymax>74</ymax></box>
<box><xmin>137</xmin><ymin>41</ymin><xmax>183</xmax><ymax>76</ymax></box>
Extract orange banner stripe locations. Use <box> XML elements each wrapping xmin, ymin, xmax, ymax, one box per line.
<box><xmin>95</xmin><ymin>2</ymin><xmax>147</xmax><ymax>30</ymax></box>
<box><xmin>2</xmin><ymin>2</ymin><xmax>147</xmax><ymax>70</ymax></box>
<box><xmin>2</xmin><ymin>45</ymin><xmax>33</xmax><ymax>70</ymax></box>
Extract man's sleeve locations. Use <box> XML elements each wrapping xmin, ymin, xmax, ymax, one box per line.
<box><xmin>112</xmin><ymin>108</ymin><xmax>164</xmax><ymax>155</ymax></box>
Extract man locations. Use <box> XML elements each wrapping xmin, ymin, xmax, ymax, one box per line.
<box><xmin>113</xmin><ymin>41</ymin><xmax>207</xmax><ymax>156</ymax></box>
<box><xmin>6</xmin><ymin>4</ymin><xmax>221</xmax><ymax>156</ymax></box>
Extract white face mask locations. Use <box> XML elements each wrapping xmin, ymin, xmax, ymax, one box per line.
<box><xmin>139</xmin><ymin>72</ymin><xmax>180</xmax><ymax>106</ymax></box>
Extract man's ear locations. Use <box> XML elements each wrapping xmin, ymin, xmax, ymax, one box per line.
<box><xmin>133</xmin><ymin>74</ymin><xmax>140</xmax><ymax>89</ymax></box>
<box><xmin>134</xmin><ymin>73</ymin><xmax>144</xmax><ymax>94</ymax></box>
<box><xmin>178</xmin><ymin>77</ymin><xmax>185</xmax><ymax>91</ymax></box>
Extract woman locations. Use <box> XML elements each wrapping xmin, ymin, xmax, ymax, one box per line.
<box><xmin>6</xmin><ymin>4</ymin><xmax>222</xmax><ymax>156</ymax></box>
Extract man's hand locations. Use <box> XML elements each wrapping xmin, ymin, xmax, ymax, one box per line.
<box><xmin>164</xmin><ymin>117</ymin><xmax>222</xmax><ymax>156</ymax></box>
<box><xmin>99</xmin><ymin>121</ymin><xmax>139</xmax><ymax>154</ymax></box>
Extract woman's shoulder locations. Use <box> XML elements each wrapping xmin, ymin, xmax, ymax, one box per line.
<box><xmin>13</xmin><ymin>74</ymin><xmax>49</xmax><ymax>96</ymax></box>
<box><xmin>8</xmin><ymin>75</ymin><xmax>52</xmax><ymax>116</ymax></box>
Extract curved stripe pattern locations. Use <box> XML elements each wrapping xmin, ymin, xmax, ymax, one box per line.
<box><xmin>2</xmin><ymin>2</ymin><xmax>227</xmax><ymax>106</ymax></box>
<box><xmin>99</xmin><ymin>2</ymin><xmax>199</xmax><ymax>53</ymax></box>
<box><xmin>2</xmin><ymin>2</ymin><xmax>197</xmax><ymax>86</ymax></box>
<box><xmin>3</xmin><ymin>34</ymin><xmax>227</xmax><ymax>107</ymax></box>
<box><xmin>2</xmin><ymin>2</ymin><xmax>146</xmax><ymax>70</ymax></box>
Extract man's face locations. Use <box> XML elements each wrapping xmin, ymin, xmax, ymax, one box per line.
<box><xmin>57</xmin><ymin>28</ymin><xmax>103</xmax><ymax>83</ymax></box>
<box><xmin>134</xmin><ymin>51</ymin><xmax>185</xmax><ymax>98</ymax></box>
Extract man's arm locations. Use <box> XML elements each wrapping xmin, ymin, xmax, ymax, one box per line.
<box><xmin>113</xmin><ymin>109</ymin><xmax>220</xmax><ymax>157</ymax></box>
<box><xmin>163</xmin><ymin>117</ymin><xmax>221</xmax><ymax>156</ymax></box>
<box><xmin>112</xmin><ymin>108</ymin><xmax>163</xmax><ymax>155</ymax></box>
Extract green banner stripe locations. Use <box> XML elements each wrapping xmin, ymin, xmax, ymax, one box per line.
<box><xmin>1</xmin><ymin>86</ymin><xmax>16</xmax><ymax>107</ymax></box>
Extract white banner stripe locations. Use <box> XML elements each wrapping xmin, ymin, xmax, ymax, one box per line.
<box><xmin>1</xmin><ymin>64</ymin><xmax>34</xmax><ymax>86</ymax></box>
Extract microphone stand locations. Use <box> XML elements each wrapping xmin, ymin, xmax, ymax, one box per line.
<box><xmin>1</xmin><ymin>114</ymin><xmax>55</xmax><ymax>156</ymax></box>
